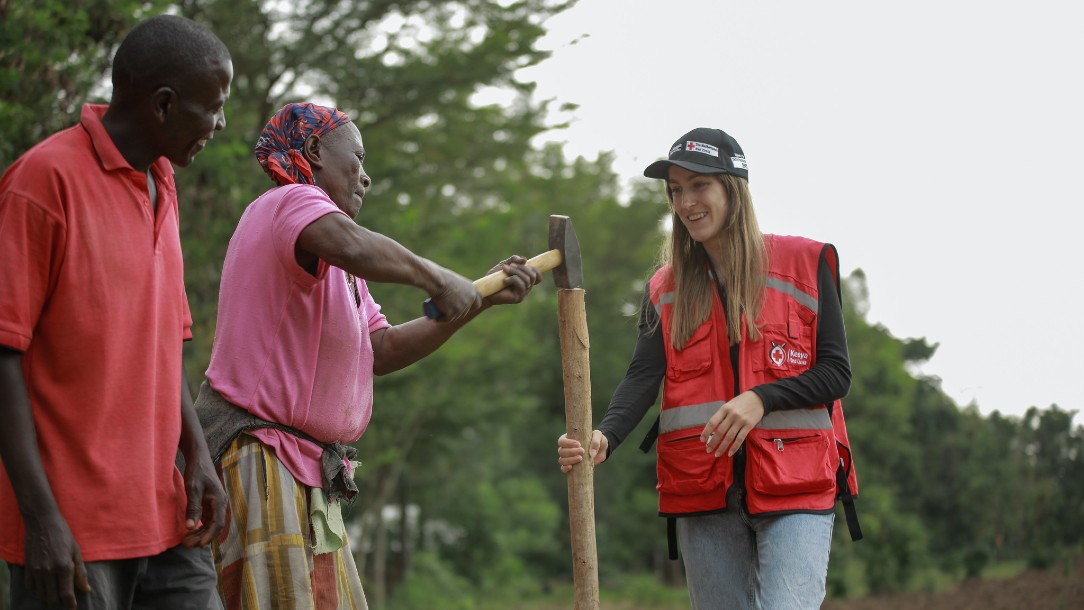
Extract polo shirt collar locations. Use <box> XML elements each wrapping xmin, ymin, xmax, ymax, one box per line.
<box><xmin>80</xmin><ymin>103</ymin><xmax>174</xmax><ymax>181</ymax></box>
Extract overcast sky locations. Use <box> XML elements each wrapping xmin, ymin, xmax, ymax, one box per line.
<box><xmin>512</xmin><ymin>0</ymin><xmax>1083</xmax><ymax>418</ymax></box>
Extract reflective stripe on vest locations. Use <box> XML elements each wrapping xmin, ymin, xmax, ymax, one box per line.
<box><xmin>658</xmin><ymin>401</ymin><xmax>724</xmax><ymax>435</ymax></box>
<box><xmin>659</xmin><ymin>400</ymin><xmax>832</xmax><ymax>435</ymax></box>
<box><xmin>655</xmin><ymin>275</ymin><xmax>817</xmax><ymax>320</ymax></box>
<box><xmin>766</xmin><ymin>276</ymin><xmax>818</xmax><ymax>313</ymax></box>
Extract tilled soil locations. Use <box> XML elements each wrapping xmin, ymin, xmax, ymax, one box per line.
<box><xmin>821</xmin><ymin>560</ymin><xmax>1084</xmax><ymax>610</ymax></box>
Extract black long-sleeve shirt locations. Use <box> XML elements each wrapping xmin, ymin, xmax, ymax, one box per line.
<box><xmin>598</xmin><ymin>253</ymin><xmax>851</xmax><ymax>456</ymax></box>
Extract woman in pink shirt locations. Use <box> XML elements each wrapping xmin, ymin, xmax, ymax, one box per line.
<box><xmin>197</xmin><ymin>103</ymin><xmax>540</xmax><ymax>609</ymax></box>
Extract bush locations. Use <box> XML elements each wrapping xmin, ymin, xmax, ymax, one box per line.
<box><xmin>384</xmin><ymin>551</ymin><xmax>476</xmax><ymax>610</ymax></box>
<box><xmin>962</xmin><ymin>546</ymin><xmax>991</xmax><ymax>579</ymax></box>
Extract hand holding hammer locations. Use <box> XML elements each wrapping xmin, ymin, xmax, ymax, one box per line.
<box><xmin>422</xmin><ymin>216</ymin><xmax>581</xmax><ymax>319</ymax></box>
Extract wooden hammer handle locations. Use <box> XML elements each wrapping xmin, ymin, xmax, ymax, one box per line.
<box><xmin>472</xmin><ymin>248</ymin><xmax>562</xmax><ymax>297</ymax></box>
<box><xmin>423</xmin><ymin>248</ymin><xmax>563</xmax><ymax>318</ymax></box>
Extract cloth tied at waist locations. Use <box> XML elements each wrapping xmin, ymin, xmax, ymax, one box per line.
<box><xmin>194</xmin><ymin>381</ymin><xmax>359</xmax><ymax>504</ymax></box>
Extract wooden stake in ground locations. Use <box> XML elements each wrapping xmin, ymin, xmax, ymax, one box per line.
<box><xmin>424</xmin><ymin>214</ymin><xmax>598</xmax><ymax>607</ymax></box>
<box><xmin>550</xmin><ymin>216</ymin><xmax>599</xmax><ymax>610</ymax></box>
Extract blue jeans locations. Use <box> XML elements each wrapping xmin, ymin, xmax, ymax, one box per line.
<box><xmin>9</xmin><ymin>545</ymin><xmax>222</xmax><ymax>610</ymax></box>
<box><xmin>676</xmin><ymin>507</ymin><xmax>834</xmax><ymax>610</ymax></box>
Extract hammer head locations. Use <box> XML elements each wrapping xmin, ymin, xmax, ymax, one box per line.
<box><xmin>549</xmin><ymin>215</ymin><xmax>583</xmax><ymax>289</ymax></box>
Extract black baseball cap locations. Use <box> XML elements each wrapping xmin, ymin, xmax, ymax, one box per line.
<box><xmin>643</xmin><ymin>127</ymin><xmax>749</xmax><ymax>181</ymax></box>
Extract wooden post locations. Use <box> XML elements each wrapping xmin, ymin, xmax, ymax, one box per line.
<box><xmin>557</xmin><ymin>288</ymin><xmax>600</xmax><ymax>610</ymax></box>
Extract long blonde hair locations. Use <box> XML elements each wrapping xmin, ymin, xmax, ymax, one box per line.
<box><xmin>657</xmin><ymin>173</ymin><xmax>766</xmax><ymax>348</ymax></box>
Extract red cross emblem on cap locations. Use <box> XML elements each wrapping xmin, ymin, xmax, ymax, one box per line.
<box><xmin>686</xmin><ymin>142</ymin><xmax>695</xmax><ymax>150</ymax></box>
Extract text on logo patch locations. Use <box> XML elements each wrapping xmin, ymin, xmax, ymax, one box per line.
<box><xmin>684</xmin><ymin>141</ymin><xmax>719</xmax><ymax>157</ymax></box>
<box><xmin>769</xmin><ymin>340</ymin><xmax>810</xmax><ymax>368</ymax></box>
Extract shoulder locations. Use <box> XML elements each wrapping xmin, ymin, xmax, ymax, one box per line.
<box><xmin>0</xmin><ymin>125</ymin><xmax>92</xmax><ymax>214</ymax></box>
<box><xmin>3</xmin><ymin>125</ymin><xmax>88</xmax><ymax>180</ymax></box>
<box><xmin>765</xmin><ymin>233</ymin><xmax>828</xmax><ymax>253</ymax></box>
<box><xmin>648</xmin><ymin>264</ymin><xmax>672</xmax><ymax>298</ymax></box>
<box><xmin>766</xmin><ymin>233</ymin><xmax>837</xmax><ymax>261</ymax></box>
<box><xmin>649</xmin><ymin>264</ymin><xmax>672</xmax><ymax>284</ymax></box>
<box><xmin>765</xmin><ymin>233</ymin><xmax>840</xmax><ymax>280</ymax></box>
<box><xmin>244</xmin><ymin>184</ymin><xmax>336</xmax><ymax>219</ymax></box>
<box><xmin>270</xmin><ymin>184</ymin><xmax>340</xmax><ymax>215</ymax></box>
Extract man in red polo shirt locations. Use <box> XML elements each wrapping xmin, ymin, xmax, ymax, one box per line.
<box><xmin>0</xmin><ymin>15</ymin><xmax>232</xmax><ymax>610</ymax></box>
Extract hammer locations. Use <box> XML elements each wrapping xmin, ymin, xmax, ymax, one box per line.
<box><xmin>421</xmin><ymin>214</ymin><xmax>584</xmax><ymax>318</ymax></box>
<box><xmin>421</xmin><ymin>216</ymin><xmax>600</xmax><ymax>609</ymax></box>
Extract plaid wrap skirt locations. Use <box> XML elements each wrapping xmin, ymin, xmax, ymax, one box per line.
<box><xmin>213</xmin><ymin>435</ymin><xmax>368</xmax><ymax>610</ymax></box>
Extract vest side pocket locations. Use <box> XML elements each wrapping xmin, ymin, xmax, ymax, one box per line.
<box><xmin>746</xmin><ymin>428</ymin><xmax>836</xmax><ymax>498</ymax></box>
<box><xmin>656</xmin><ymin>432</ymin><xmax>733</xmax><ymax>497</ymax></box>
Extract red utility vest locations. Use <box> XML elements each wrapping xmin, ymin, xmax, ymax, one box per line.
<box><xmin>648</xmin><ymin>234</ymin><xmax>859</xmax><ymax>534</ymax></box>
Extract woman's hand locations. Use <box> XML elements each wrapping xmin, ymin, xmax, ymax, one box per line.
<box><xmin>557</xmin><ymin>430</ymin><xmax>608</xmax><ymax>473</ymax></box>
<box><xmin>483</xmin><ymin>255</ymin><xmax>542</xmax><ymax>307</ymax></box>
<box><xmin>701</xmin><ymin>390</ymin><xmax>765</xmax><ymax>457</ymax></box>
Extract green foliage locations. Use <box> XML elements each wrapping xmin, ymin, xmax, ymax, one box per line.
<box><xmin>0</xmin><ymin>0</ymin><xmax>170</xmax><ymax>168</ymax></box>
<box><xmin>384</xmin><ymin>550</ymin><xmax>477</xmax><ymax>610</ymax></box>
<box><xmin>603</xmin><ymin>573</ymin><xmax>691</xmax><ymax>606</ymax></box>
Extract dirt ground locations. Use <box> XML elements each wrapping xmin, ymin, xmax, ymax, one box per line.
<box><xmin>821</xmin><ymin>559</ymin><xmax>1084</xmax><ymax>610</ymax></box>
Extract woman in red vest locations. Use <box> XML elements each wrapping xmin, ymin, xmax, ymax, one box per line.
<box><xmin>557</xmin><ymin>127</ymin><xmax>858</xmax><ymax>609</ymax></box>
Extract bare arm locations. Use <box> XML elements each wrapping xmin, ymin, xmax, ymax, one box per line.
<box><xmin>177</xmin><ymin>361</ymin><xmax>226</xmax><ymax>548</ymax></box>
<box><xmin>0</xmin><ymin>347</ymin><xmax>89</xmax><ymax>609</ymax></box>
<box><xmin>296</xmin><ymin>213</ymin><xmax>480</xmax><ymax>321</ymax></box>
<box><xmin>372</xmin><ymin>257</ymin><xmax>541</xmax><ymax>375</ymax></box>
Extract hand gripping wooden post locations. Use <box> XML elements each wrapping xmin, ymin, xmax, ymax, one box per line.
<box><xmin>550</xmin><ymin>215</ymin><xmax>600</xmax><ymax>610</ymax></box>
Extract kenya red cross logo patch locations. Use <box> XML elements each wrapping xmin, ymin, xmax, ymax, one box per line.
<box><xmin>770</xmin><ymin>341</ymin><xmax>786</xmax><ymax>367</ymax></box>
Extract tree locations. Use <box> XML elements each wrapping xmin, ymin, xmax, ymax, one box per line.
<box><xmin>0</xmin><ymin>0</ymin><xmax>171</xmax><ymax>169</ymax></box>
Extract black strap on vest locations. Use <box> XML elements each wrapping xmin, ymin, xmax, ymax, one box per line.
<box><xmin>666</xmin><ymin>517</ymin><xmax>678</xmax><ymax>560</ymax></box>
<box><xmin>836</xmin><ymin>457</ymin><xmax>863</xmax><ymax>541</ymax></box>
<box><xmin>640</xmin><ymin>415</ymin><xmax>660</xmax><ymax>453</ymax></box>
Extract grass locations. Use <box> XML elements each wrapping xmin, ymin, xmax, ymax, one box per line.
<box><xmin>474</xmin><ymin>577</ymin><xmax>690</xmax><ymax>610</ymax></box>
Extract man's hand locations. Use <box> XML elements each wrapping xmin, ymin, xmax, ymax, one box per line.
<box><xmin>180</xmin><ymin>454</ymin><xmax>227</xmax><ymax>548</ymax></box>
<box><xmin>23</xmin><ymin>511</ymin><xmax>91</xmax><ymax>610</ymax></box>
<box><xmin>1</xmin><ymin>348</ymin><xmax>90</xmax><ymax>609</ymax></box>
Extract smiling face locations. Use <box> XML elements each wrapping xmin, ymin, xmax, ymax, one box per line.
<box><xmin>667</xmin><ymin>165</ymin><xmax>730</xmax><ymax>245</ymax></box>
<box><xmin>310</xmin><ymin>122</ymin><xmax>371</xmax><ymax>218</ymax></box>
<box><xmin>156</xmin><ymin>57</ymin><xmax>233</xmax><ymax>167</ymax></box>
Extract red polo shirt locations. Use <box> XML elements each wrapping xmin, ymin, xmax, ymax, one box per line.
<box><xmin>0</xmin><ymin>104</ymin><xmax>194</xmax><ymax>562</ymax></box>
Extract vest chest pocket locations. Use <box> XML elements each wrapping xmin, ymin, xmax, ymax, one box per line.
<box><xmin>752</xmin><ymin>299</ymin><xmax>816</xmax><ymax>380</ymax></box>
<box><xmin>746</xmin><ymin>428</ymin><xmax>836</xmax><ymax>497</ymax></box>
<box><xmin>666</xmin><ymin>321</ymin><xmax>714</xmax><ymax>382</ymax></box>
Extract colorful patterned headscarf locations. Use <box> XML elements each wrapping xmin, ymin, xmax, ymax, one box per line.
<box><xmin>254</xmin><ymin>102</ymin><xmax>352</xmax><ymax>186</ymax></box>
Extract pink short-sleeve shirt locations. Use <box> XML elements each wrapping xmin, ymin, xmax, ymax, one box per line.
<box><xmin>205</xmin><ymin>184</ymin><xmax>390</xmax><ymax>488</ymax></box>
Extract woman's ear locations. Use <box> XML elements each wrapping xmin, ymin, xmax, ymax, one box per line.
<box><xmin>303</xmin><ymin>133</ymin><xmax>322</xmax><ymax>168</ymax></box>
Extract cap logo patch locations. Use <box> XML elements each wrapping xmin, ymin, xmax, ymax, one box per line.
<box><xmin>684</xmin><ymin>141</ymin><xmax>719</xmax><ymax>157</ymax></box>
<box><xmin>731</xmin><ymin>154</ymin><xmax>749</xmax><ymax>170</ymax></box>
<box><xmin>669</xmin><ymin>144</ymin><xmax>683</xmax><ymax>155</ymax></box>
